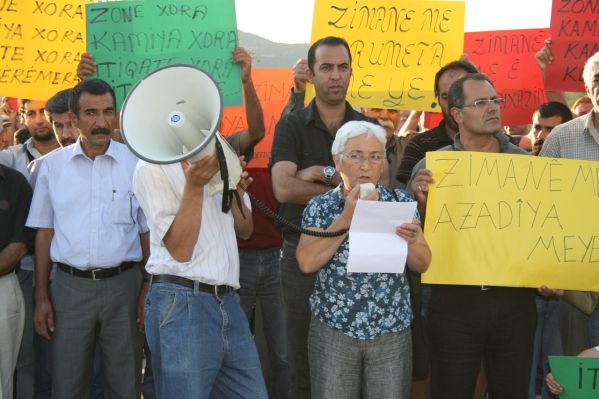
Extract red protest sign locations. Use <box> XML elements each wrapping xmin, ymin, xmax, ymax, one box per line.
<box><xmin>220</xmin><ymin>68</ymin><xmax>293</xmax><ymax>168</ymax></box>
<box><xmin>464</xmin><ymin>29</ymin><xmax>548</xmax><ymax>126</ymax></box>
<box><xmin>423</xmin><ymin>112</ymin><xmax>443</xmax><ymax>130</ymax></box>
<box><xmin>546</xmin><ymin>0</ymin><xmax>599</xmax><ymax>92</ymax></box>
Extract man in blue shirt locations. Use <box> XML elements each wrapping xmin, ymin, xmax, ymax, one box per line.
<box><xmin>27</xmin><ymin>79</ymin><xmax>149</xmax><ymax>399</ymax></box>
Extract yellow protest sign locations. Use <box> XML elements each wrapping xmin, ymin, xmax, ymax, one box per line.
<box><xmin>422</xmin><ymin>151</ymin><xmax>599</xmax><ymax>291</ymax></box>
<box><xmin>307</xmin><ymin>0</ymin><xmax>465</xmax><ymax>111</ymax></box>
<box><xmin>0</xmin><ymin>0</ymin><xmax>86</xmax><ymax>100</ymax></box>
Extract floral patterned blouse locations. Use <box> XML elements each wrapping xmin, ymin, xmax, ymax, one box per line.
<box><xmin>302</xmin><ymin>185</ymin><xmax>416</xmax><ymax>340</ymax></box>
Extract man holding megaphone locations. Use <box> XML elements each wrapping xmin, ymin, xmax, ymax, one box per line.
<box><xmin>133</xmin><ymin>149</ymin><xmax>267</xmax><ymax>398</ymax></box>
<box><xmin>122</xmin><ymin>47</ymin><xmax>268</xmax><ymax>396</ymax></box>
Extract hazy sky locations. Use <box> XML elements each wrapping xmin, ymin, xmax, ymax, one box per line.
<box><xmin>236</xmin><ymin>0</ymin><xmax>553</xmax><ymax>43</ymax></box>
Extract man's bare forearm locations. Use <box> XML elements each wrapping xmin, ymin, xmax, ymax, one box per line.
<box><xmin>163</xmin><ymin>184</ymin><xmax>203</xmax><ymax>262</ymax></box>
<box><xmin>232</xmin><ymin>193</ymin><xmax>253</xmax><ymax>240</ymax></box>
<box><xmin>0</xmin><ymin>242</ymin><xmax>27</xmax><ymax>276</ymax></box>
<box><xmin>243</xmin><ymin>78</ymin><xmax>265</xmax><ymax>146</ymax></box>
<box><xmin>34</xmin><ymin>229</ymin><xmax>54</xmax><ymax>300</ymax></box>
<box><xmin>273</xmin><ymin>174</ymin><xmax>330</xmax><ymax>204</ymax></box>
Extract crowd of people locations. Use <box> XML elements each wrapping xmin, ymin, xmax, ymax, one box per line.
<box><xmin>0</xmin><ymin>32</ymin><xmax>598</xmax><ymax>399</ymax></box>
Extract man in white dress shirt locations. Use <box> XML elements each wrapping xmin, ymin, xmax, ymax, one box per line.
<box><xmin>133</xmin><ymin>149</ymin><xmax>267</xmax><ymax>397</ymax></box>
<box><xmin>26</xmin><ymin>79</ymin><xmax>149</xmax><ymax>399</ymax></box>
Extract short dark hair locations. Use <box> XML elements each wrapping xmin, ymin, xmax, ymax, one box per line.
<box><xmin>307</xmin><ymin>36</ymin><xmax>351</xmax><ymax>73</ymax></box>
<box><xmin>434</xmin><ymin>60</ymin><xmax>478</xmax><ymax>99</ymax></box>
<box><xmin>69</xmin><ymin>79</ymin><xmax>116</xmax><ymax>116</ymax></box>
<box><xmin>14</xmin><ymin>127</ymin><xmax>31</xmax><ymax>144</ymax></box>
<box><xmin>537</xmin><ymin>101</ymin><xmax>573</xmax><ymax>124</ymax></box>
<box><xmin>45</xmin><ymin>89</ymin><xmax>71</xmax><ymax>116</ymax></box>
<box><xmin>447</xmin><ymin>73</ymin><xmax>494</xmax><ymax>110</ymax></box>
<box><xmin>18</xmin><ymin>98</ymin><xmax>30</xmax><ymax>115</ymax></box>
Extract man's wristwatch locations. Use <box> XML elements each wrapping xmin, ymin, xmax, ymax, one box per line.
<box><xmin>323</xmin><ymin>166</ymin><xmax>336</xmax><ymax>186</ymax></box>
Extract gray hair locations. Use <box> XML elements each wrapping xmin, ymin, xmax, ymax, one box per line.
<box><xmin>447</xmin><ymin>73</ymin><xmax>494</xmax><ymax>110</ymax></box>
<box><xmin>583</xmin><ymin>52</ymin><xmax>599</xmax><ymax>89</ymax></box>
<box><xmin>331</xmin><ymin>120</ymin><xmax>386</xmax><ymax>156</ymax></box>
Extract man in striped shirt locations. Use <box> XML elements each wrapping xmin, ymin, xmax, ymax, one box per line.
<box><xmin>539</xmin><ymin>52</ymin><xmax>599</xmax><ymax>359</ymax></box>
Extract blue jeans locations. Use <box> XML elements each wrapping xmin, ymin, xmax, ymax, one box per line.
<box><xmin>280</xmin><ymin>237</ymin><xmax>316</xmax><ymax>399</ymax></box>
<box><xmin>239</xmin><ymin>247</ymin><xmax>290</xmax><ymax>399</ymax></box>
<box><xmin>528</xmin><ymin>297</ymin><xmax>561</xmax><ymax>399</ymax></box>
<box><xmin>145</xmin><ymin>281</ymin><xmax>267</xmax><ymax>399</ymax></box>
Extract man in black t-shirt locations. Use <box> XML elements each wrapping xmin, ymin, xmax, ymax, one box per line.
<box><xmin>0</xmin><ymin>164</ymin><xmax>33</xmax><ymax>399</ymax></box>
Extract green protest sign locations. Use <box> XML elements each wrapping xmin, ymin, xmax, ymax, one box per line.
<box><xmin>85</xmin><ymin>0</ymin><xmax>241</xmax><ymax>109</ymax></box>
<box><xmin>549</xmin><ymin>356</ymin><xmax>599</xmax><ymax>399</ymax></box>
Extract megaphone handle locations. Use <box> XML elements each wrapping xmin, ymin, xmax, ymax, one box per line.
<box><xmin>215</xmin><ymin>138</ymin><xmax>245</xmax><ymax>218</ymax></box>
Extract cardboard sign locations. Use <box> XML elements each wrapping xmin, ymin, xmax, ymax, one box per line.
<box><xmin>546</xmin><ymin>0</ymin><xmax>598</xmax><ymax>92</ymax></box>
<box><xmin>422</xmin><ymin>151</ymin><xmax>599</xmax><ymax>291</ymax></box>
<box><xmin>86</xmin><ymin>0</ymin><xmax>241</xmax><ymax>109</ymax></box>
<box><xmin>549</xmin><ymin>356</ymin><xmax>599</xmax><ymax>399</ymax></box>
<box><xmin>220</xmin><ymin>68</ymin><xmax>293</xmax><ymax>168</ymax></box>
<box><xmin>308</xmin><ymin>0</ymin><xmax>465</xmax><ymax>112</ymax></box>
<box><xmin>423</xmin><ymin>111</ymin><xmax>443</xmax><ymax>130</ymax></box>
<box><xmin>465</xmin><ymin>29</ymin><xmax>548</xmax><ymax>126</ymax></box>
<box><xmin>0</xmin><ymin>0</ymin><xmax>86</xmax><ymax>100</ymax></box>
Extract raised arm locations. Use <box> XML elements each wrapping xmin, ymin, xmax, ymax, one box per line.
<box><xmin>281</xmin><ymin>58</ymin><xmax>308</xmax><ymax>117</ymax></box>
<box><xmin>535</xmin><ymin>40</ymin><xmax>568</xmax><ymax>106</ymax></box>
<box><xmin>232</xmin><ymin>47</ymin><xmax>265</xmax><ymax>154</ymax></box>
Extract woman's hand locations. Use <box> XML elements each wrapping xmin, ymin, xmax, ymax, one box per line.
<box><xmin>396</xmin><ymin>219</ymin><xmax>424</xmax><ymax>245</ymax></box>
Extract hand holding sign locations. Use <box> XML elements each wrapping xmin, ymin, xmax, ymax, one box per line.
<box><xmin>549</xmin><ymin>354</ymin><xmax>599</xmax><ymax>399</ymax></box>
<box><xmin>77</xmin><ymin>52</ymin><xmax>97</xmax><ymax>80</ymax></box>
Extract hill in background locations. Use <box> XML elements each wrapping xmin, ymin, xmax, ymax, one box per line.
<box><xmin>239</xmin><ymin>31</ymin><xmax>308</xmax><ymax>69</ymax></box>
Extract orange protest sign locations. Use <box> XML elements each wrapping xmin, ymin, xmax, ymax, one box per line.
<box><xmin>0</xmin><ymin>0</ymin><xmax>86</xmax><ymax>100</ymax></box>
<box><xmin>220</xmin><ymin>68</ymin><xmax>293</xmax><ymax>168</ymax></box>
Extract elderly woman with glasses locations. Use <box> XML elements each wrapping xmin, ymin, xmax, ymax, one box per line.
<box><xmin>296</xmin><ymin>120</ymin><xmax>431</xmax><ymax>399</ymax></box>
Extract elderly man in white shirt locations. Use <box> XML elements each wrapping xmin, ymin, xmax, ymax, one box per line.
<box><xmin>26</xmin><ymin>79</ymin><xmax>149</xmax><ymax>399</ymax></box>
<box><xmin>133</xmin><ymin>150</ymin><xmax>267</xmax><ymax>398</ymax></box>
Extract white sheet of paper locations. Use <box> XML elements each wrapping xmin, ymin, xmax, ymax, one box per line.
<box><xmin>346</xmin><ymin>199</ymin><xmax>417</xmax><ymax>274</ymax></box>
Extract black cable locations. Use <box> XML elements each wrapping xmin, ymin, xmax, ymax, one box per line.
<box><xmin>248</xmin><ymin>193</ymin><xmax>348</xmax><ymax>238</ymax></box>
<box><xmin>215</xmin><ymin>139</ymin><xmax>233</xmax><ymax>214</ymax></box>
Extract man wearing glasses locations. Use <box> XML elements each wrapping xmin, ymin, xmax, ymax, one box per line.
<box><xmin>408</xmin><ymin>73</ymin><xmax>537</xmax><ymax>398</ymax></box>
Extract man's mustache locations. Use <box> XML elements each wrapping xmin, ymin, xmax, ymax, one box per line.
<box><xmin>377</xmin><ymin>119</ymin><xmax>395</xmax><ymax>130</ymax></box>
<box><xmin>91</xmin><ymin>127</ymin><xmax>111</xmax><ymax>136</ymax></box>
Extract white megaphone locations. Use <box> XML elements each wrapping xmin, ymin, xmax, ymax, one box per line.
<box><xmin>120</xmin><ymin>64</ymin><xmax>241</xmax><ymax>196</ymax></box>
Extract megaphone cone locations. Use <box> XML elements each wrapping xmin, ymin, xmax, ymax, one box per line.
<box><xmin>120</xmin><ymin>64</ymin><xmax>241</xmax><ymax>195</ymax></box>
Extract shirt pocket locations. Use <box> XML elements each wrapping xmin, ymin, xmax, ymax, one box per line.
<box><xmin>111</xmin><ymin>191</ymin><xmax>134</xmax><ymax>225</ymax></box>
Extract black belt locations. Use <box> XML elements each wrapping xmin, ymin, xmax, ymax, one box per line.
<box><xmin>151</xmin><ymin>274</ymin><xmax>236</xmax><ymax>296</ymax></box>
<box><xmin>57</xmin><ymin>262</ymin><xmax>137</xmax><ymax>280</ymax></box>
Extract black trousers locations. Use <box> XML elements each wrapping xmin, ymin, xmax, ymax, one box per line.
<box><xmin>428</xmin><ymin>285</ymin><xmax>537</xmax><ymax>399</ymax></box>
